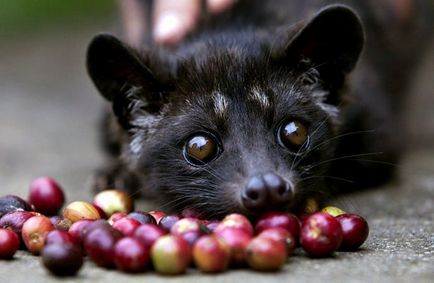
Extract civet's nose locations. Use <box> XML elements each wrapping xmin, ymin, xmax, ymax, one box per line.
<box><xmin>241</xmin><ymin>173</ymin><xmax>293</xmax><ymax>211</ymax></box>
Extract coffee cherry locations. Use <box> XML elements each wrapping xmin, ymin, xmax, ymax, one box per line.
<box><xmin>45</xmin><ymin>230</ymin><xmax>79</xmax><ymax>247</ymax></box>
<box><xmin>246</xmin><ymin>236</ymin><xmax>287</xmax><ymax>271</ymax></box>
<box><xmin>114</xmin><ymin>237</ymin><xmax>150</xmax><ymax>272</ymax></box>
<box><xmin>108</xmin><ymin>212</ymin><xmax>127</xmax><ymax>225</ymax></box>
<box><xmin>83</xmin><ymin>226</ymin><xmax>123</xmax><ymax>268</ymax></box>
<box><xmin>21</xmin><ymin>215</ymin><xmax>54</xmax><ymax>254</ymax></box>
<box><xmin>255</xmin><ymin>212</ymin><xmax>300</xmax><ymax>239</ymax></box>
<box><xmin>257</xmin><ymin>227</ymin><xmax>296</xmax><ymax>256</ymax></box>
<box><xmin>214</xmin><ymin>227</ymin><xmax>253</xmax><ymax>266</ymax></box>
<box><xmin>41</xmin><ymin>243</ymin><xmax>83</xmax><ymax>276</ymax></box>
<box><xmin>193</xmin><ymin>235</ymin><xmax>230</xmax><ymax>273</ymax></box>
<box><xmin>303</xmin><ymin>197</ymin><xmax>320</xmax><ymax>214</ymax></box>
<box><xmin>203</xmin><ymin>220</ymin><xmax>220</xmax><ymax>232</ymax></box>
<box><xmin>92</xmin><ymin>204</ymin><xmax>107</xmax><ymax>219</ymax></box>
<box><xmin>214</xmin><ymin>213</ymin><xmax>254</xmax><ymax>236</ymax></box>
<box><xmin>322</xmin><ymin>206</ymin><xmax>346</xmax><ymax>217</ymax></box>
<box><xmin>148</xmin><ymin>210</ymin><xmax>166</xmax><ymax>223</ymax></box>
<box><xmin>134</xmin><ymin>224</ymin><xmax>166</xmax><ymax>249</ymax></box>
<box><xmin>0</xmin><ymin>211</ymin><xmax>35</xmax><ymax>241</ymax></box>
<box><xmin>127</xmin><ymin>211</ymin><xmax>156</xmax><ymax>225</ymax></box>
<box><xmin>28</xmin><ymin>177</ymin><xmax>65</xmax><ymax>216</ymax></box>
<box><xmin>80</xmin><ymin>219</ymin><xmax>111</xmax><ymax>240</ymax></box>
<box><xmin>300</xmin><ymin>212</ymin><xmax>343</xmax><ymax>257</ymax></box>
<box><xmin>49</xmin><ymin>216</ymin><xmax>72</xmax><ymax>231</ymax></box>
<box><xmin>63</xmin><ymin>201</ymin><xmax>101</xmax><ymax>223</ymax></box>
<box><xmin>170</xmin><ymin>218</ymin><xmax>205</xmax><ymax>245</ymax></box>
<box><xmin>159</xmin><ymin>214</ymin><xmax>181</xmax><ymax>232</ymax></box>
<box><xmin>151</xmin><ymin>235</ymin><xmax>192</xmax><ymax>275</ymax></box>
<box><xmin>112</xmin><ymin>217</ymin><xmax>141</xmax><ymax>236</ymax></box>
<box><xmin>68</xmin><ymin>220</ymin><xmax>92</xmax><ymax>244</ymax></box>
<box><xmin>336</xmin><ymin>213</ymin><xmax>369</xmax><ymax>250</ymax></box>
<box><xmin>0</xmin><ymin>228</ymin><xmax>20</xmax><ymax>258</ymax></box>
<box><xmin>0</xmin><ymin>195</ymin><xmax>32</xmax><ymax>218</ymax></box>
<box><xmin>92</xmin><ymin>190</ymin><xmax>134</xmax><ymax>217</ymax></box>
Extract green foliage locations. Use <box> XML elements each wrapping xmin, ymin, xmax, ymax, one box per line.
<box><xmin>0</xmin><ymin>0</ymin><xmax>115</xmax><ymax>32</ymax></box>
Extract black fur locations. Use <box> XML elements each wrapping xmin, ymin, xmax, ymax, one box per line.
<box><xmin>86</xmin><ymin>0</ymin><xmax>433</xmax><ymax>218</ymax></box>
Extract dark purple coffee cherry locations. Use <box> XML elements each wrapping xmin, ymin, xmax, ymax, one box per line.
<box><xmin>134</xmin><ymin>224</ymin><xmax>166</xmax><ymax>249</ymax></box>
<box><xmin>0</xmin><ymin>195</ymin><xmax>32</xmax><ymax>218</ymax></box>
<box><xmin>28</xmin><ymin>176</ymin><xmax>65</xmax><ymax>216</ymax></box>
<box><xmin>0</xmin><ymin>228</ymin><xmax>20</xmax><ymax>259</ymax></box>
<box><xmin>127</xmin><ymin>211</ymin><xmax>156</xmax><ymax>225</ymax></box>
<box><xmin>300</xmin><ymin>212</ymin><xmax>343</xmax><ymax>257</ymax></box>
<box><xmin>159</xmin><ymin>214</ymin><xmax>181</xmax><ymax>232</ymax></box>
<box><xmin>83</xmin><ymin>226</ymin><xmax>123</xmax><ymax>268</ymax></box>
<box><xmin>336</xmin><ymin>213</ymin><xmax>369</xmax><ymax>250</ymax></box>
<box><xmin>42</xmin><ymin>243</ymin><xmax>83</xmax><ymax>276</ymax></box>
<box><xmin>114</xmin><ymin>237</ymin><xmax>150</xmax><ymax>272</ymax></box>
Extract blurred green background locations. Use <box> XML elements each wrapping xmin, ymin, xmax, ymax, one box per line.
<box><xmin>0</xmin><ymin>0</ymin><xmax>115</xmax><ymax>36</ymax></box>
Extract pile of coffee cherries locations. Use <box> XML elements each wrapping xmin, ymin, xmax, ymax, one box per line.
<box><xmin>0</xmin><ymin>176</ymin><xmax>369</xmax><ymax>276</ymax></box>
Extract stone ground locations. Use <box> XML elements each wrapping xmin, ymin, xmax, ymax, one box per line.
<box><xmin>0</xmin><ymin>21</ymin><xmax>433</xmax><ymax>283</ymax></box>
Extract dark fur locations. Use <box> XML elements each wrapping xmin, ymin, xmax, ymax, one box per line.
<box><xmin>87</xmin><ymin>0</ymin><xmax>433</xmax><ymax>218</ymax></box>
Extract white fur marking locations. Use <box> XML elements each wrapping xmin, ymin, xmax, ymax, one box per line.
<box><xmin>212</xmin><ymin>91</ymin><xmax>229</xmax><ymax>117</ymax></box>
<box><xmin>249</xmin><ymin>87</ymin><xmax>270</xmax><ymax>109</ymax></box>
<box><xmin>130</xmin><ymin>134</ymin><xmax>144</xmax><ymax>156</ymax></box>
<box><xmin>129</xmin><ymin>115</ymin><xmax>162</xmax><ymax>158</ymax></box>
<box><xmin>312</xmin><ymin>90</ymin><xmax>339</xmax><ymax>119</ymax></box>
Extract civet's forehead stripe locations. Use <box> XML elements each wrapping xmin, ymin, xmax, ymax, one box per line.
<box><xmin>248</xmin><ymin>87</ymin><xmax>271</xmax><ymax>110</ymax></box>
<box><xmin>212</xmin><ymin>91</ymin><xmax>229</xmax><ymax>118</ymax></box>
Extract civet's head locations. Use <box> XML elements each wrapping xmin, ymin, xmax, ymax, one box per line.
<box><xmin>87</xmin><ymin>5</ymin><xmax>364</xmax><ymax>218</ymax></box>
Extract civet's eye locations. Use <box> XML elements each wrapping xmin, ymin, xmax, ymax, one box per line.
<box><xmin>183</xmin><ymin>133</ymin><xmax>221</xmax><ymax>165</ymax></box>
<box><xmin>278</xmin><ymin>120</ymin><xmax>309</xmax><ymax>153</ymax></box>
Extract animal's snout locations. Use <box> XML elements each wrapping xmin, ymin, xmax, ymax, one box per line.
<box><xmin>241</xmin><ymin>173</ymin><xmax>293</xmax><ymax>212</ymax></box>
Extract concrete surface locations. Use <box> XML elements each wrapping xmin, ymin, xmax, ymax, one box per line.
<box><xmin>0</xmin><ymin>22</ymin><xmax>433</xmax><ymax>283</ymax></box>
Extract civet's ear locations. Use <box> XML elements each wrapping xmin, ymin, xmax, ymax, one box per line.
<box><xmin>274</xmin><ymin>5</ymin><xmax>364</xmax><ymax>88</ymax></box>
<box><xmin>87</xmin><ymin>33</ymin><xmax>169</xmax><ymax>128</ymax></box>
<box><xmin>87</xmin><ymin>33</ymin><xmax>162</xmax><ymax>101</ymax></box>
